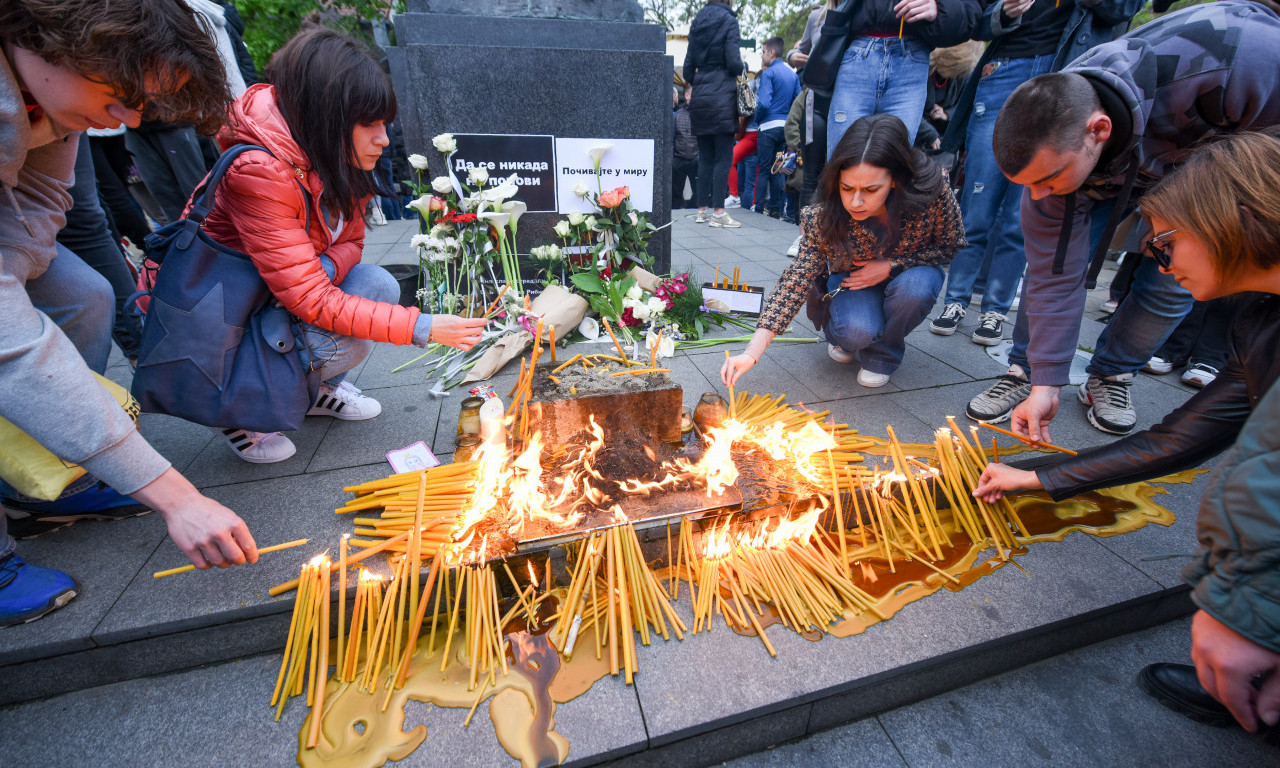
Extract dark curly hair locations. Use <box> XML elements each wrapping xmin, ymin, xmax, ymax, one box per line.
<box><xmin>264</xmin><ymin>27</ymin><xmax>397</xmax><ymax>220</ymax></box>
<box><xmin>815</xmin><ymin>114</ymin><xmax>945</xmax><ymax>258</ymax></box>
<box><xmin>0</xmin><ymin>0</ymin><xmax>232</xmax><ymax>134</ymax></box>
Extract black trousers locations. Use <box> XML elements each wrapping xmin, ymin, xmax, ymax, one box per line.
<box><xmin>695</xmin><ymin>133</ymin><xmax>734</xmax><ymax>210</ymax></box>
<box><xmin>672</xmin><ymin>156</ymin><xmax>698</xmax><ymax>208</ymax></box>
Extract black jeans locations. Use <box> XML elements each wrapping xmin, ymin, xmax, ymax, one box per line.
<box><xmin>1155</xmin><ymin>296</ymin><xmax>1240</xmax><ymax>370</ymax></box>
<box><xmin>57</xmin><ymin>137</ymin><xmax>142</xmax><ymax>359</ymax></box>
<box><xmin>672</xmin><ymin>156</ymin><xmax>698</xmax><ymax>208</ymax></box>
<box><xmin>695</xmin><ymin>133</ymin><xmax>734</xmax><ymax>210</ymax></box>
<box><xmin>89</xmin><ymin>133</ymin><xmax>152</xmax><ymax>251</ymax></box>
<box><xmin>126</xmin><ymin>125</ymin><xmax>208</xmax><ymax>225</ymax></box>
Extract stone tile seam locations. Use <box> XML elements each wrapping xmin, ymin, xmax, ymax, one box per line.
<box><xmin>85</xmin><ymin>532</ymin><xmax>170</xmax><ymax>646</ymax></box>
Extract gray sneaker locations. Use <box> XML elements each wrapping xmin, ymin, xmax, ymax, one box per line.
<box><xmin>709</xmin><ymin>213</ymin><xmax>742</xmax><ymax>228</ymax></box>
<box><xmin>930</xmin><ymin>302</ymin><xmax>966</xmax><ymax>335</ymax></box>
<box><xmin>1078</xmin><ymin>373</ymin><xmax>1136</xmax><ymax>434</ymax></box>
<box><xmin>966</xmin><ymin>364</ymin><xmax>1031</xmax><ymax>423</ymax></box>
<box><xmin>971</xmin><ymin>311</ymin><xmax>1007</xmax><ymax>346</ymax></box>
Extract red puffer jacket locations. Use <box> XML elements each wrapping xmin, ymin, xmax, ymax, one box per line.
<box><xmin>201</xmin><ymin>83</ymin><xmax>419</xmax><ymax>344</ymax></box>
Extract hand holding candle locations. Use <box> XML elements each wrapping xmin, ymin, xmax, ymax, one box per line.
<box><xmin>894</xmin><ymin>0</ymin><xmax>938</xmax><ymax>25</ymax></box>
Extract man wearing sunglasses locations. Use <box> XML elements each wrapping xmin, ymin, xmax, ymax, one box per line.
<box><xmin>961</xmin><ymin>0</ymin><xmax>1280</xmax><ymax>442</ymax></box>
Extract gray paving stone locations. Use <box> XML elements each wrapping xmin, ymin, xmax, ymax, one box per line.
<box><xmin>93</xmin><ymin>465</ymin><xmax>387</xmax><ymax>645</ymax></box>
<box><xmin>876</xmin><ymin>617</ymin><xmax>1276</xmax><ymax>768</ymax></box>
<box><xmin>307</xmin><ymin>384</ymin><xmax>445</xmax><ymax>474</ymax></box>
<box><xmin>0</xmin><ymin>512</ymin><xmax>167</xmax><ymax>664</ymax></box>
<box><xmin>136</xmin><ymin>412</ymin><xmax>217</xmax><ymax>475</ymax></box>
<box><xmin>351</xmin><ymin>339</ymin><xmax>441</xmax><ymax>391</ymax></box>
<box><xmin>719</xmin><ymin>717</ymin><xmax>907</xmax><ymax>767</ymax></box>
<box><xmin>631</xmin><ymin>532</ymin><xmax>1162</xmax><ymax>748</ymax></box>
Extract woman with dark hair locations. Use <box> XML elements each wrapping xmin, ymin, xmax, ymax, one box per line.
<box><xmin>202</xmin><ymin>28</ymin><xmax>487</xmax><ymax>462</ymax></box>
<box><xmin>682</xmin><ymin>0</ymin><xmax>745</xmax><ymax>228</ymax></box>
<box><xmin>721</xmin><ymin>114</ymin><xmax>964</xmax><ymax>388</ymax></box>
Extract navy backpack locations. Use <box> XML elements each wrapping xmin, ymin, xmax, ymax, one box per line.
<box><xmin>130</xmin><ymin>144</ymin><xmax>320</xmax><ymax>432</ymax></box>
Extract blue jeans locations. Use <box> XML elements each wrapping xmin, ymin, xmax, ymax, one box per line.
<box><xmin>825</xmin><ymin>266</ymin><xmax>944</xmax><ymax>375</ymax></box>
<box><xmin>303</xmin><ymin>256</ymin><xmax>401</xmax><ymax>387</ymax></box>
<box><xmin>1008</xmin><ymin>203</ymin><xmax>1194</xmax><ymax>377</ymax></box>
<box><xmin>756</xmin><ymin>127</ymin><xmax>785</xmax><ymax>216</ymax></box>
<box><xmin>943</xmin><ymin>55</ymin><xmax>1054</xmax><ymax>314</ymax></box>
<box><xmin>738</xmin><ymin>153</ymin><xmax>758</xmax><ymax>209</ymax></box>
<box><xmin>2</xmin><ymin>246</ymin><xmax>117</xmax><ymax>557</ymax></box>
<box><xmin>827</xmin><ymin>36</ymin><xmax>930</xmax><ymax>159</ymax></box>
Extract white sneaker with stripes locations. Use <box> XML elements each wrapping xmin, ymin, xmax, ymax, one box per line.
<box><xmin>307</xmin><ymin>381</ymin><xmax>382</xmax><ymax>421</ymax></box>
<box><xmin>221</xmin><ymin>429</ymin><xmax>296</xmax><ymax>464</ymax></box>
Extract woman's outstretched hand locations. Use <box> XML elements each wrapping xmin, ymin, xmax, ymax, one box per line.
<box><xmin>972</xmin><ymin>462</ymin><xmax>1042</xmax><ymax>503</ymax></box>
<box><xmin>431</xmin><ymin>315</ymin><xmax>489</xmax><ymax>350</ymax></box>
<box><xmin>721</xmin><ymin>353</ymin><xmax>756</xmax><ymax>388</ymax></box>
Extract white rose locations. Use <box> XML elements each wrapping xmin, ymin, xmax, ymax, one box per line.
<box><xmin>568</xmin><ymin>212</ymin><xmax>585</xmax><ymax>226</ymax></box>
<box><xmin>573</xmin><ymin>181</ymin><xmax>591</xmax><ymax>198</ymax></box>
<box><xmin>632</xmin><ymin>302</ymin><xmax>651</xmax><ymax>322</ymax></box>
<box><xmin>432</xmin><ymin>133</ymin><xmax>457</xmax><ymax>154</ymax></box>
<box><xmin>585</xmin><ymin>216</ymin><xmax>598</xmax><ymax>230</ymax></box>
<box><xmin>628</xmin><ymin>211</ymin><xmax>639</xmax><ymax>226</ymax></box>
<box><xmin>546</xmin><ymin>244</ymin><xmax>562</xmax><ymax>259</ymax></box>
<box><xmin>431</xmin><ymin>176</ymin><xmax>453</xmax><ymax>194</ymax></box>
<box><xmin>646</xmin><ymin>296</ymin><xmax>666</xmax><ymax>315</ymax></box>
<box><xmin>408</xmin><ymin>153</ymin><xmax>430</xmax><ymax>170</ymax></box>
<box><xmin>626</xmin><ymin>284</ymin><xmax>643</xmax><ymax>301</ymax></box>
<box><xmin>468</xmin><ymin>166</ymin><xmax>489</xmax><ymax>186</ymax></box>
<box><xmin>554</xmin><ymin>220</ymin><xmax>572</xmax><ymax>238</ymax></box>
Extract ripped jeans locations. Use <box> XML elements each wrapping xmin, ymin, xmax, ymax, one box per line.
<box><xmin>942</xmin><ymin>54</ymin><xmax>1055</xmax><ymax>313</ymax></box>
<box><xmin>826</xmin><ymin>36</ymin><xmax>930</xmax><ymax>159</ymax></box>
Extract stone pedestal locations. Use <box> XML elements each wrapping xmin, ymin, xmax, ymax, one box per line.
<box><xmin>389</xmin><ymin>0</ymin><xmax>673</xmax><ymax>272</ymax></box>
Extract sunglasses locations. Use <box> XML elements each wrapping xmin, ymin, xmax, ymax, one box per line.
<box><xmin>1145</xmin><ymin>229</ymin><xmax>1176</xmax><ymax>270</ymax></box>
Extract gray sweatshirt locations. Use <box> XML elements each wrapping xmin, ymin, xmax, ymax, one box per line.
<box><xmin>0</xmin><ymin>50</ymin><xmax>170</xmax><ymax>495</ymax></box>
<box><xmin>1020</xmin><ymin>0</ymin><xmax>1280</xmax><ymax>386</ymax></box>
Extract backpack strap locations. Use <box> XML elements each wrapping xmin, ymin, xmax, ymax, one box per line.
<box><xmin>175</xmin><ymin>143</ymin><xmax>313</xmax><ymax>250</ymax></box>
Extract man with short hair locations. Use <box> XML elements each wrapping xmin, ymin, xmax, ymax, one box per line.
<box><xmin>0</xmin><ymin>0</ymin><xmax>259</xmax><ymax>627</ymax></box>
<box><xmin>963</xmin><ymin>0</ymin><xmax>1280</xmax><ymax>439</ymax></box>
<box><xmin>754</xmin><ymin>36</ymin><xmax>800</xmax><ymax>219</ymax></box>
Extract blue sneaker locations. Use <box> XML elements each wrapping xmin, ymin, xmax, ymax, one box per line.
<box><xmin>0</xmin><ymin>554</ymin><xmax>77</xmax><ymax>627</ymax></box>
<box><xmin>3</xmin><ymin>479</ymin><xmax>151</xmax><ymax>539</ymax></box>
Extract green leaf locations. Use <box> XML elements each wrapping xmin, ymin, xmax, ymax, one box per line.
<box><xmin>570</xmin><ymin>273</ymin><xmax>606</xmax><ymax>294</ymax></box>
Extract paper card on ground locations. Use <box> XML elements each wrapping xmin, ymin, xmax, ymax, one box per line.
<box><xmin>386</xmin><ymin>441</ymin><xmax>441</xmax><ymax>473</ymax></box>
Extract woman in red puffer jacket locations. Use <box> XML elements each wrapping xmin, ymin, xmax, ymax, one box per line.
<box><xmin>202</xmin><ymin>28</ymin><xmax>486</xmax><ymax>463</ymax></box>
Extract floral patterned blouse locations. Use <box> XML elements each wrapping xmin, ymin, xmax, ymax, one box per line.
<box><xmin>757</xmin><ymin>192</ymin><xmax>966</xmax><ymax>333</ymax></box>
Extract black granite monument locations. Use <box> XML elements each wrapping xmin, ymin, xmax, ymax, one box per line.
<box><xmin>389</xmin><ymin>0</ymin><xmax>674</xmax><ymax>273</ymax></box>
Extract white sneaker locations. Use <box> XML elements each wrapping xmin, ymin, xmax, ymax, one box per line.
<box><xmin>724</xmin><ymin>195</ymin><xmax>741</xmax><ymax>209</ymax></box>
<box><xmin>695</xmin><ymin>210</ymin><xmax>708</xmax><ymax>224</ymax></box>
<box><xmin>308</xmin><ymin>381</ymin><xmax>383</xmax><ymax>421</ymax></box>
<box><xmin>1181</xmin><ymin>363</ymin><xmax>1219</xmax><ymax>388</ymax></box>
<box><xmin>708</xmin><ymin>213</ymin><xmax>742</xmax><ymax>228</ymax></box>
<box><xmin>368</xmin><ymin>206</ymin><xmax>387</xmax><ymax>226</ymax></box>
<box><xmin>786</xmin><ymin>235</ymin><xmax>801</xmax><ymax>257</ymax></box>
<box><xmin>221</xmin><ymin>429</ymin><xmax>296</xmax><ymax>464</ymax></box>
<box><xmin>827</xmin><ymin>344</ymin><xmax>854</xmax><ymax>364</ymax></box>
<box><xmin>857</xmin><ymin>369</ymin><xmax>891</xmax><ymax>388</ymax></box>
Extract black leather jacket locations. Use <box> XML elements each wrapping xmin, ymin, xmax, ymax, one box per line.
<box><xmin>1039</xmin><ymin>293</ymin><xmax>1280</xmax><ymax>500</ymax></box>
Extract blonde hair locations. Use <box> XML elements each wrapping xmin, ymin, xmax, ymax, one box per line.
<box><xmin>1141</xmin><ymin>129</ymin><xmax>1280</xmax><ymax>279</ymax></box>
<box><xmin>930</xmin><ymin>41</ymin><xmax>984</xmax><ymax>80</ymax></box>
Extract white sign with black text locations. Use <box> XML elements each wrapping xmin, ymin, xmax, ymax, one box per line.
<box><xmin>555</xmin><ymin>138</ymin><xmax>655</xmax><ymax>213</ymax></box>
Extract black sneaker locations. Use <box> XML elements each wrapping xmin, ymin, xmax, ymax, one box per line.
<box><xmin>930</xmin><ymin>302</ymin><xmax>966</xmax><ymax>336</ymax></box>
<box><xmin>966</xmin><ymin>365</ymin><xmax>1032</xmax><ymax>423</ymax></box>
<box><xmin>971</xmin><ymin>311</ymin><xmax>1007</xmax><ymax>346</ymax></box>
<box><xmin>1078</xmin><ymin>373</ymin><xmax>1137</xmax><ymax>435</ymax></box>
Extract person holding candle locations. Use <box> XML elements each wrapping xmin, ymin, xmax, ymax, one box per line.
<box><xmin>972</xmin><ymin>129</ymin><xmax>1280</xmax><ymax>733</ymax></box>
<box><xmin>0</xmin><ymin>0</ymin><xmax>262</xmax><ymax>628</ymax></box>
<box><xmin>195</xmin><ymin>27</ymin><xmax>487</xmax><ymax>463</ymax></box>
<box><xmin>721</xmin><ymin>113</ymin><xmax>964</xmax><ymax>389</ymax></box>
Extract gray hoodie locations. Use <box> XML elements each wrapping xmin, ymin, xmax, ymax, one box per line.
<box><xmin>0</xmin><ymin>50</ymin><xmax>170</xmax><ymax>495</ymax></box>
<box><xmin>1020</xmin><ymin>0</ymin><xmax>1280</xmax><ymax>387</ymax></box>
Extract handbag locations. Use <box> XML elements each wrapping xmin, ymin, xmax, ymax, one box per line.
<box><xmin>736</xmin><ymin>74</ymin><xmax>756</xmax><ymax>118</ymax></box>
<box><xmin>130</xmin><ymin>144</ymin><xmax>320</xmax><ymax>432</ymax></box>
<box><xmin>804</xmin><ymin>272</ymin><xmax>832</xmax><ymax>331</ymax></box>
<box><xmin>802</xmin><ymin>0</ymin><xmax>861</xmax><ymax>95</ymax></box>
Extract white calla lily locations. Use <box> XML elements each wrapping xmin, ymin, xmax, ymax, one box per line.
<box><xmin>647</xmin><ymin>330</ymin><xmax>676</xmax><ymax>359</ymax></box>
<box><xmin>477</xmin><ymin>211</ymin><xmax>510</xmax><ymax>229</ymax></box>
<box><xmin>406</xmin><ymin>195</ymin><xmax>433</xmax><ymax>215</ymax></box>
<box><xmin>588</xmin><ymin>143</ymin><xmax>613</xmax><ymax>171</ymax></box>
<box><xmin>501</xmin><ymin>200</ymin><xmax>527</xmax><ymax>230</ymax></box>
<box><xmin>578</xmin><ymin>316</ymin><xmax>600</xmax><ymax>340</ymax></box>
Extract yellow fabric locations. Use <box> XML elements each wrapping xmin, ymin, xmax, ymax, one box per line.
<box><xmin>0</xmin><ymin>374</ymin><xmax>138</xmax><ymax>501</ymax></box>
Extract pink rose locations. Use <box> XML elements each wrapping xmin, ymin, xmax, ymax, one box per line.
<box><xmin>597</xmin><ymin>186</ymin><xmax>630</xmax><ymax>209</ymax></box>
<box><xmin>429</xmin><ymin>196</ymin><xmax>447</xmax><ymax>211</ymax></box>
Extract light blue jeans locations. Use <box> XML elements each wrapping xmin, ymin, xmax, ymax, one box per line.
<box><xmin>2</xmin><ymin>246</ymin><xmax>117</xmax><ymax>557</ymax></box>
<box><xmin>1008</xmin><ymin>201</ymin><xmax>1194</xmax><ymax>378</ymax></box>
<box><xmin>302</xmin><ymin>255</ymin><xmax>401</xmax><ymax>388</ymax></box>
<box><xmin>825</xmin><ymin>266</ymin><xmax>944</xmax><ymax>375</ymax></box>
<box><xmin>826</xmin><ymin>36</ymin><xmax>931</xmax><ymax>159</ymax></box>
<box><xmin>943</xmin><ymin>55</ymin><xmax>1055</xmax><ymax>313</ymax></box>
